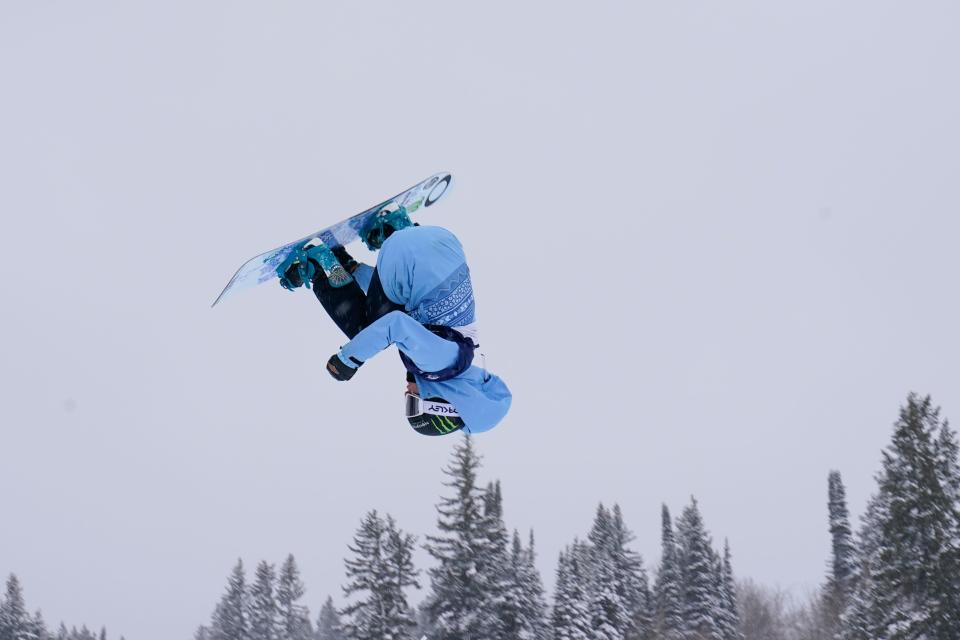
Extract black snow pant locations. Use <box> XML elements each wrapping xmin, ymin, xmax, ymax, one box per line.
<box><xmin>311</xmin><ymin>267</ymin><xmax>404</xmax><ymax>342</ymax></box>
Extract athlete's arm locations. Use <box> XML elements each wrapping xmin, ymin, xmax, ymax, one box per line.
<box><xmin>328</xmin><ymin>310</ymin><xmax>459</xmax><ymax>379</ymax></box>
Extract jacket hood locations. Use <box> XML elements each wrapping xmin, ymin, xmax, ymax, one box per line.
<box><xmin>417</xmin><ymin>366</ymin><xmax>512</xmax><ymax>434</ymax></box>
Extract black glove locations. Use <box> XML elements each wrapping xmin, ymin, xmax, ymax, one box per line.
<box><xmin>331</xmin><ymin>245</ymin><xmax>359</xmax><ymax>273</ymax></box>
<box><xmin>327</xmin><ymin>353</ymin><xmax>361</xmax><ymax>381</ymax></box>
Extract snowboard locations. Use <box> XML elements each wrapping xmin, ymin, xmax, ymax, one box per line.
<box><xmin>212</xmin><ymin>172</ymin><xmax>453</xmax><ymax>306</ymax></box>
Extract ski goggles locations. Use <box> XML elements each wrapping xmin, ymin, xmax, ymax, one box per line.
<box><xmin>405</xmin><ymin>393</ymin><xmax>461</xmax><ymax>419</ymax></box>
<box><xmin>404</xmin><ymin>393</ymin><xmax>464</xmax><ymax>435</ymax></box>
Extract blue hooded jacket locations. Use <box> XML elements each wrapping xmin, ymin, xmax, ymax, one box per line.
<box><xmin>337</xmin><ymin>226</ymin><xmax>512</xmax><ymax>433</ymax></box>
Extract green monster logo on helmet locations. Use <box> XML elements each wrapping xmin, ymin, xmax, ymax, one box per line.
<box><xmin>405</xmin><ymin>393</ymin><xmax>465</xmax><ymax>436</ymax></box>
<box><xmin>361</xmin><ymin>202</ymin><xmax>415</xmax><ymax>251</ymax></box>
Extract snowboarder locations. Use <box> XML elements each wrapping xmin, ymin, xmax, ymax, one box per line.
<box><xmin>277</xmin><ymin>204</ymin><xmax>512</xmax><ymax>436</ymax></box>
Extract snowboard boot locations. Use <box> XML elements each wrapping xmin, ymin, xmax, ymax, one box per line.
<box><xmin>361</xmin><ymin>202</ymin><xmax>414</xmax><ymax>250</ymax></box>
<box><xmin>331</xmin><ymin>245</ymin><xmax>359</xmax><ymax>274</ymax></box>
<box><xmin>303</xmin><ymin>238</ymin><xmax>354</xmax><ymax>288</ymax></box>
<box><xmin>277</xmin><ymin>239</ymin><xmax>354</xmax><ymax>290</ymax></box>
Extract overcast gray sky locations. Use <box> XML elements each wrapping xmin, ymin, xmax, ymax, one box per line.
<box><xmin>2</xmin><ymin>2</ymin><xmax>959</xmax><ymax>639</ymax></box>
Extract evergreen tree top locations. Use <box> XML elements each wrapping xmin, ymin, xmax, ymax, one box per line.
<box><xmin>248</xmin><ymin>561</ymin><xmax>278</xmax><ymax>640</ymax></box>
<box><xmin>277</xmin><ymin>554</ymin><xmax>305</xmax><ymax>603</ymax></box>
<box><xmin>676</xmin><ymin>497</ymin><xmax>721</xmax><ymax>638</ymax></box>
<box><xmin>315</xmin><ymin>596</ymin><xmax>345</xmax><ymax>640</ymax></box>
<box><xmin>826</xmin><ymin>470</ymin><xmax>857</xmax><ymax>605</ymax></box>
<box><xmin>840</xmin><ymin>393</ymin><xmax>960</xmax><ymax>640</ymax></box>
<box><xmin>341</xmin><ymin>510</ymin><xmax>419</xmax><ymax>640</ymax></box>
<box><xmin>588</xmin><ymin>503</ymin><xmax>613</xmax><ymax>551</ymax></box>
<box><xmin>659</xmin><ymin>504</ymin><xmax>675</xmax><ymax>548</ymax></box>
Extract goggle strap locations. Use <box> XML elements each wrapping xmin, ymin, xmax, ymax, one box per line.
<box><xmin>421</xmin><ymin>400</ymin><xmax>460</xmax><ymax>418</ymax></box>
<box><xmin>405</xmin><ymin>393</ymin><xmax>461</xmax><ymax>418</ymax></box>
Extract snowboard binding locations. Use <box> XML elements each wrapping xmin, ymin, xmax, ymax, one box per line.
<box><xmin>277</xmin><ymin>239</ymin><xmax>354</xmax><ymax>290</ymax></box>
<box><xmin>361</xmin><ymin>202</ymin><xmax>414</xmax><ymax>251</ymax></box>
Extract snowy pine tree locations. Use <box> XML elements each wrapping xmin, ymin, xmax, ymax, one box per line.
<box><xmin>277</xmin><ymin>555</ymin><xmax>312</xmax><ymax>640</ymax></box>
<box><xmin>551</xmin><ymin>544</ymin><xmax>592</xmax><ymax>640</ymax></box>
<box><xmin>340</xmin><ymin>510</ymin><xmax>385</xmax><ymax>640</ymax></box>
<box><xmin>936</xmin><ymin>418</ymin><xmax>960</xmax><ymax>504</ymax></box>
<box><xmin>210</xmin><ymin>560</ymin><xmax>249</xmax><ymax>640</ymax></box>
<box><xmin>839</xmin><ymin>566</ymin><xmax>877</xmax><ymax>640</ymax></box>
<box><xmin>823</xmin><ymin>471</ymin><xmax>857</xmax><ymax>635</ymax></box>
<box><xmin>248</xmin><ymin>562</ymin><xmax>279</xmax><ymax>640</ymax></box>
<box><xmin>588</xmin><ymin>543</ymin><xmax>627</xmax><ymax>640</ymax></box>
<box><xmin>423</xmin><ymin>436</ymin><xmax>488</xmax><ymax>640</ymax></box>
<box><xmin>314</xmin><ymin>597</ymin><xmax>344</xmax><ymax>640</ymax></box>
<box><xmin>583</xmin><ymin>505</ymin><xmax>630</xmax><ymax>640</ymax></box>
<box><xmin>523</xmin><ymin>532</ymin><xmax>549</xmax><ymax>640</ymax></box>
<box><xmin>477</xmin><ymin>481</ymin><xmax>511</xmax><ymax>640</ymax></box>
<box><xmin>587</xmin><ymin>504</ymin><xmax>614</xmax><ymax>572</ymax></box>
<box><xmin>652</xmin><ymin>505</ymin><xmax>683</xmax><ymax>640</ymax></box>
<box><xmin>30</xmin><ymin>613</ymin><xmax>49</xmax><ymax>640</ymax></box>
<box><xmin>608</xmin><ymin>505</ymin><xmax>651</xmax><ymax>640</ymax></box>
<box><xmin>71</xmin><ymin>627</ymin><xmax>94</xmax><ymax>640</ymax></box>
<box><xmin>714</xmin><ymin>540</ymin><xmax>742</xmax><ymax>640</ymax></box>
<box><xmin>381</xmin><ymin>515</ymin><xmax>420</xmax><ymax>638</ymax></box>
<box><xmin>412</xmin><ymin>606</ymin><xmax>433</xmax><ymax>640</ymax></box>
<box><xmin>935</xmin><ymin>419</ymin><xmax>960</xmax><ymax>629</ymax></box>
<box><xmin>676</xmin><ymin>498</ymin><xmax>720</xmax><ymax>640</ymax></box>
<box><xmin>497</xmin><ymin>531</ymin><xmax>547</xmax><ymax>640</ymax></box>
<box><xmin>840</xmin><ymin>394</ymin><xmax>960</xmax><ymax>639</ymax></box>
<box><xmin>0</xmin><ymin>574</ymin><xmax>34</xmax><ymax>640</ymax></box>
<box><xmin>581</xmin><ymin>504</ymin><xmax>652</xmax><ymax>640</ymax></box>
<box><xmin>839</xmin><ymin>492</ymin><xmax>890</xmax><ymax>640</ymax></box>
<box><xmin>341</xmin><ymin>510</ymin><xmax>419</xmax><ymax>640</ymax></box>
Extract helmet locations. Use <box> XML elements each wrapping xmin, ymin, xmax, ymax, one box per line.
<box><xmin>361</xmin><ymin>202</ymin><xmax>414</xmax><ymax>250</ymax></box>
<box><xmin>405</xmin><ymin>393</ymin><xmax>465</xmax><ymax>436</ymax></box>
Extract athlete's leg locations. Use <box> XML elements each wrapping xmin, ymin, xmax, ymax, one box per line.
<box><xmin>311</xmin><ymin>269</ymin><xmax>368</xmax><ymax>339</ymax></box>
<box><xmin>365</xmin><ymin>268</ymin><xmax>404</xmax><ymax>322</ymax></box>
